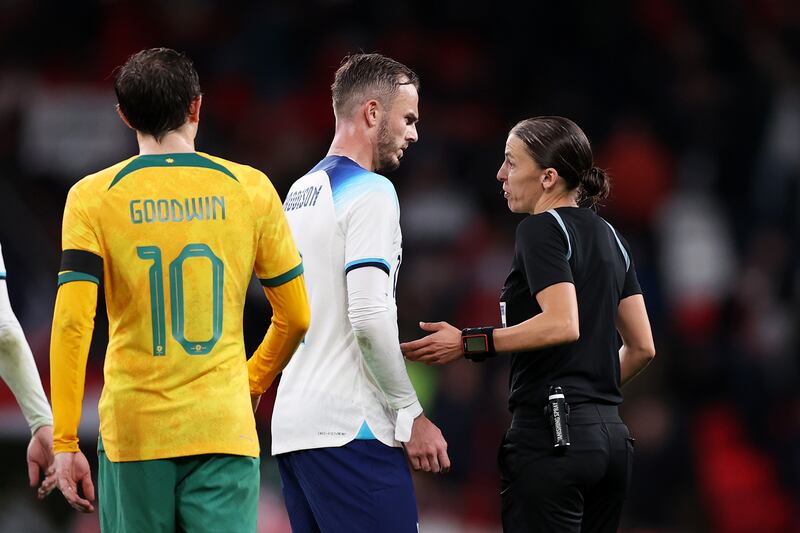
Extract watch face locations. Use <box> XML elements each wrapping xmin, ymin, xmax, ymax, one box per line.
<box><xmin>464</xmin><ymin>335</ymin><xmax>487</xmax><ymax>353</ymax></box>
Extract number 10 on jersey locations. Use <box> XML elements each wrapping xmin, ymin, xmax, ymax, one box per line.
<box><xmin>136</xmin><ymin>243</ymin><xmax>224</xmax><ymax>356</ymax></box>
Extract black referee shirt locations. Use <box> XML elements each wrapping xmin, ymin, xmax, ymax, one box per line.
<box><xmin>499</xmin><ymin>207</ymin><xmax>642</xmax><ymax>414</ymax></box>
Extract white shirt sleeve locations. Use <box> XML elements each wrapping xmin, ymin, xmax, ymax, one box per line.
<box><xmin>0</xmin><ymin>246</ymin><xmax>53</xmax><ymax>434</ymax></box>
<box><xmin>343</xmin><ymin>183</ymin><xmax>422</xmax><ymax>442</ymax></box>
<box><xmin>342</xmin><ymin>178</ymin><xmax>397</xmax><ymax>275</ymax></box>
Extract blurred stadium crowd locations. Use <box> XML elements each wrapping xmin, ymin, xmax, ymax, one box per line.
<box><xmin>0</xmin><ymin>1</ymin><xmax>797</xmax><ymax>532</ymax></box>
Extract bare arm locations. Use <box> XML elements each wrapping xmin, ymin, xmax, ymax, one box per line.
<box><xmin>494</xmin><ymin>282</ymin><xmax>579</xmax><ymax>352</ymax></box>
<box><xmin>402</xmin><ymin>282</ymin><xmax>579</xmax><ymax>364</ymax></box>
<box><xmin>616</xmin><ymin>294</ymin><xmax>655</xmax><ymax>386</ymax></box>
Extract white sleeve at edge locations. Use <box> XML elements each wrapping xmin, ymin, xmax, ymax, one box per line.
<box><xmin>0</xmin><ymin>250</ymin><xmax>53</xmax><ymax>435</ymax></box>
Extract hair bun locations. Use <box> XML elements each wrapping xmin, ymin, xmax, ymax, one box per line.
<box><xmin>579</xmin><ymin>166</ymin><xmax>611</xmax><ymax>207</ymax></box>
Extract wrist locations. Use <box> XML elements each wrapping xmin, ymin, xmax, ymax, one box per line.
<box><xmin>461</xmin><ymin>326</ymin><xmax>497</xmax><ymax>362</ymax></box>
<box><xmin>31</xmin><ymin>421</ymin><xmax>53</xmax><ymax>437</ymax></box>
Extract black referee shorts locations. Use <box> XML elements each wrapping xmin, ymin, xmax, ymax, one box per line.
<box><xmin>499</xmin><ymin>403</ymin><xmax>634</xmax><ymax>533</ymax></box>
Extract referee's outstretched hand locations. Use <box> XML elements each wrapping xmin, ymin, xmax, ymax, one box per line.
<box><xmin>401</xmin><ymin>322</ymin><xmax>463</xmax><ymax>365</ymax></box>
<box><xmin>405</xmin><ymin>414</ymin><xmax>450</xmax><ymax>474</ymax></box>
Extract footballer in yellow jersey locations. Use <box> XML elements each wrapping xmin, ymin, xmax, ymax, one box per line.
<box><xmin>49</xmin><ymin>48</ymin><xmax>309</xmax><ymax>531</ymax></box>
<box><xmin>57</xmin><ymin>150</ymin><xmax>301</xmax><ymax>461</ymax></box>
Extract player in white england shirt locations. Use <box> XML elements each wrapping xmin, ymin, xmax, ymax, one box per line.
<box><xmin>273</xmin><ymin>53</ymin><xmax>449</xmax><ymax>532</ymax></box>
<box><xmin>0</xmin><ymin>244</ymin><xmax>54</xmax><ymax>495</ymax></box>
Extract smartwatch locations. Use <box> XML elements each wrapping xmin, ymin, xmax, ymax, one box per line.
<box><xmin>461</xmin><ymin>326</ymin><xmax>496</xmax><ymax>362</ymax></box>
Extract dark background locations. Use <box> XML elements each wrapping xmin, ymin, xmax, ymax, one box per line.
<box><xmin>0</xmin><ymin>1</ymin><xmax>797</xmax><ymax>531</ymax></box>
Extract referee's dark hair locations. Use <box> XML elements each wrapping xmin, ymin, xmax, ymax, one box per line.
<box><xmin>512</xmin><ymin>116</ymin><xmax>611</xmax><ymax>207</ymax></box>
<box><xmin>331</xmin><ymin>53</ymin><xmax>419</xmax><ymax>119</ymax></box>
<box><xmin>114</xmin><ymin>48</ymin><xmax>201</xmax><ymax>142</ymax></box>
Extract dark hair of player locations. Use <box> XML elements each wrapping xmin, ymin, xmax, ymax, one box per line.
<box><xmin>511</xmin><ymin>116</ymin><xmax>611</xmax><ymax>207</ymax></box>
<box><xmin>113</xmin><ymin>48</ymin><xmax>201</xmax><ymax>142</ymax></box>
<box><xmin>331</xmin><ymin>53</ymin><xmax>420</xmax><ymax>119</ymax></box>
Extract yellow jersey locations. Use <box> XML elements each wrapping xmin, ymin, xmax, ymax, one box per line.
<box><xmin>57</xmin><ymin>151</ymin><xmax>302</xmax><ymax>462</ymax></box>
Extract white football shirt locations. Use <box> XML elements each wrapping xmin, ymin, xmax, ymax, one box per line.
<box><xmin>272</xmin><ymin>155</ymin><xmax>419</xmax><ymax>455</ymax></box>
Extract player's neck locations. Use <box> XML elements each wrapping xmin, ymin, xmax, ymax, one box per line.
<box><xmin>136</xmin><ymin>128</ymin><xmax>196</xmax><ymax>156</ymax></box>
<box><xmin>327</xmin><ymin>122</ymin><xmax>375</xmax><ymax>171</ymax></box>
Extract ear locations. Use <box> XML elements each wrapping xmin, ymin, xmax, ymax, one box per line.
<box><xmin>187</xmin><ymin>95</ymin><xmax>202</xmax><ymax>124</ymax></box>
<box><xmin>541</xmin><ymin>168</ymin><xmax>559</xmax><ymax>191</ymax></box>
<box><xmin>362</xmin><ymin>99</ymin><xmax>380</xmax><ymax>128</ymax></box>
<box><xmin>116</xmin><ymin>105</ymin><xmax>134</xmax><ymax>130</ymax></box>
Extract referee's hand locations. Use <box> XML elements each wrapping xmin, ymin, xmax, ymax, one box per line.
<box><xmin>404</xmin><ymin>414</ymin><xmax>450</xmax><ymax>474</ymax></box>
<box><xmin>401</xmin><ymin>321</ymin><xmax>463</xmax><ymax>365</ymax></box>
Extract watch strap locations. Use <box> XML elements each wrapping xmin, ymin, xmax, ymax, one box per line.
<box><xmin>462</xmin><ymin>326</ymin><xmax>497</xmax><ymax>362</ymax></box>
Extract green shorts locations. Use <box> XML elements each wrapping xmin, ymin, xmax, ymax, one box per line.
<box><xmin>98</xmin><ymin>443</ymin><xmax>259</xmax><ymax>533</ymax></box>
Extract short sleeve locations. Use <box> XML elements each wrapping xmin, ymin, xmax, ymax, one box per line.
<box><xmin>255</xmin><ymin>177</ymin><xmax>303</xmax><ymax>287</ymax></box>
<box><xmin>62</xmin><ymin>187</ymin><xmax>102</xmax><ymax>256</ymax></box>
<box><xmin>619</xmin><ymin>235</ymin><xmax>642</xmax><ymax>298</ymax></box>
<box><xmin>58</xmin><ymin>186</ymin><xmax>104</xmax><ymax>286</ymax></box>
<box><xmin>343</xmin><ymin>182</ymin><xmax>398</xmax><ymax>277</ymax></box>
<box><xmin>517</xmin><ymin>214</ymin><xmax>574</xmax><ymax>297</ymax></box>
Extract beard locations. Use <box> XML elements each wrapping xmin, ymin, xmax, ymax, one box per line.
<box><xmin>374</xmin><ymin>118</ymin><xmax>402</xmax><ymax>173</ymax></box>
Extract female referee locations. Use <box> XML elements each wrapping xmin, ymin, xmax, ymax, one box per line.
<box><xmin>401</xmin><ymin>116</ymin><xmax>655</xmax><ymax>532</ymax></box>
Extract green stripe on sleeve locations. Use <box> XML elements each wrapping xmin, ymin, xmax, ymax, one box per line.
<box><xmin>57</xmin><ymin>271</ymin><xmax>100</xmax><ymax>287</ymax></box>
<box><xmin>259</xmin><ymin>262</ymin><xmax>304</xmax><ymax>287</ymax></box>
